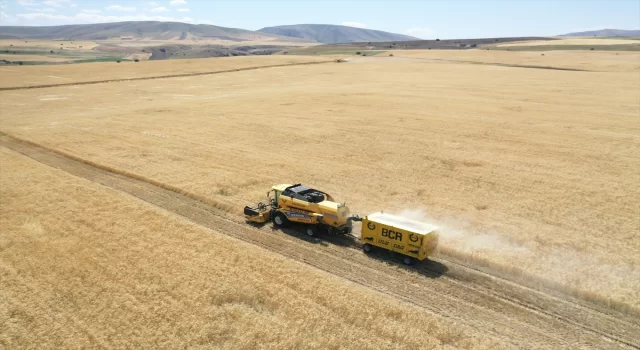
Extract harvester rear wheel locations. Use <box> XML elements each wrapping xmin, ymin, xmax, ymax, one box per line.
<box><xmin>363</xmin><ymin>244</ymin><xmax>372</xmax><ymax>253</ymax></box>
<box><xmin>273</xmin><ymin>212</ymin><xmax>288</xmax><ymax>227</ymax></box>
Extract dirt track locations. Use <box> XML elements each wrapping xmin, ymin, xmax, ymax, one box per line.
<box><xmin>2</xmin><ymin>134</ymin><xmax>638</xmax><ymax>349</ymax></box>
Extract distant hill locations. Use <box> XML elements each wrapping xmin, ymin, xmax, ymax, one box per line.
<box><xmin>561</xmin><ymin>29</ymin><xmax>640</xmax><ymax>37</ymax></box>
<box><xmin>286</xmin><ymin>37</ymin><xmax>556</xmax><ymax>55</ymax></box>
<box><xmin>0</xmin><ymin>21</ymin><xmax>308</xmax><ymax>42</ymax></box>
<box><xmin>258</xmin><ymin>24</ymin><xmax>418</xmax><ymax>43</ymax></box>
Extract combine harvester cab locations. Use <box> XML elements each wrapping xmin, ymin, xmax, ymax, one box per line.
<box><xmin>361</xmin><ymin>212</ymin><xmax>439</xmax><ymax>265</ymax></box>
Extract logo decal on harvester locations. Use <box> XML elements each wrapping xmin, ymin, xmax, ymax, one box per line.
<box><xmin>408</xmin><ymin>249</ymin><xmax>419</xmax><ymax>255</ymax></box>
<box><xmin>290</xmin><ymin>207</ymin><xmax>312</xmax><ymax>214</ymax></box>
<box><xmin>367</xmin><ymin>222</ymin><xmax>376</xmax><ymax>230</ymax></box>
<box><xmin>409</xmin><ymin>234</ymin><xmax>419</xmax><ymax>242</ymax></box>
<box><xmin>286</xmin><ymin>212</ymin><xmax>311</xmax><ymax>219</ymax></box>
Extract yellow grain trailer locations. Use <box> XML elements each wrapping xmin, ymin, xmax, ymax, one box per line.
<box><xmin>361</xmin><ymin>212</ymin><xmax>439</xmax><ymax>265</ymax></box>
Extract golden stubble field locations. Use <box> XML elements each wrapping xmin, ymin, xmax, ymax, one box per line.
<box><xmin>0</xmin><ymin>50</ymin><xmax>638</xmax><ymax>313</ymax></box>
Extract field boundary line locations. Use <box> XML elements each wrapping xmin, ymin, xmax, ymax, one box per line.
<box><xmin>404</xmin><ymin>57</ymin><xmax>592</xmax><ymax>71</ymax></box>
<box><xmin>0</xmin><ymin>60</ymin><xmax>333</xmax><ymax>91</ymax></box>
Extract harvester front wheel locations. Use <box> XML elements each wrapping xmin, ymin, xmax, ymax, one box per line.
<box><xmin>273</xmin><ymin>212</ymin><xmax>288</xmax><ymax>227</ymax></box>
<box><xmin>402</xmin><ymin>256</ymin><xmax>414</xmax><ymax>265</ymax></box>
<box><xmin>363</xmin><ymin>244</ymin><xmax>372</xmax><ymax>253</ymax></box>
<box><xmin>305</xmin><ymin>226</ymin><xmax>317</xmax><ymax>237</ymax></box>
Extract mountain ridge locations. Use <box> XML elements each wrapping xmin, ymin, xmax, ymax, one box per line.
<box><xmin>561</xmin><ymin>29</ymin><xmax>640</xmax><ymax>37</ymax></box>
<box><xmin>258</xmin><ymin>24</ymin><xmax>419</xmax><ymax>43</ymax></box>
<box><xmin>0</xmin><ymin>21</ymin><xmax>309</xmax><ymax>42</ymax></box>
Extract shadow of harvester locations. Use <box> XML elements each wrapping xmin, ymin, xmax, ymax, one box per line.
<box><xmin>245</xmin><ymin>220</ymin><xmax>356</xmax><ymax>247</ymax></box>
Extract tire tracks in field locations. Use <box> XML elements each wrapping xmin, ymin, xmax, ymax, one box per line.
<box><xmin>2</xmin><ymin>135</ymin><xmax>639</xmax><ymax>349</ymax></box>
<box><xmin>0</xmin><ymin>60</ymin><xmax>333</xmax><ymax>91</ymax></box>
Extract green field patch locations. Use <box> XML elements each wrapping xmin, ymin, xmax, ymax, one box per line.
<box><xmin>0</xmin><ymin>55</ymin><xmax>126</xmax><ymax>65</ymax></box>
<box><xmin>72</xmin><ymin>57</ymin><xmax>128</xmax><ymax>63</ymax></box>
<box><xmin>0</xmin><ymin>49</ymin><xmax>59</xmax><ymax>55</ymax></box>
<box><xmin>0</xmin><ymin>45</ymin><xmax>125</xmax><ymax>63</ymax></box>
<box><xmin>284</xmin><ymin>48</ymin><xmax>386</xmax><ymax>56</ymax></box>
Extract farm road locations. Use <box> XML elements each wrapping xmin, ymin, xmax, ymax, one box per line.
<box><xmin>1</xmin><ymin>134</ymin><xmax>639</xmax><ymax>349</ymax></box>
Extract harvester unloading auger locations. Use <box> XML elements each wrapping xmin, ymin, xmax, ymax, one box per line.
<box><xmin>244</xmin><ymin>184</ymin><xmax>439</xmax><ymax>265</ymax></box>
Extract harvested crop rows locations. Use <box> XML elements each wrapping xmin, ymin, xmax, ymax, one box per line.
<box><xmin>2</xmin><ymin>134</ymin><xmax>639</xmax><ymax>349</ymax></box>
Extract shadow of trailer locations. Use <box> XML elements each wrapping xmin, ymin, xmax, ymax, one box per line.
<box><xmin>360</xmin><ymin>243</ymin><xmax>448</xmax><ymax>278</ymax></box>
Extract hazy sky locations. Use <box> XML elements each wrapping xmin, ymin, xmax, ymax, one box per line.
<box><xmin>1</xmin><ymin>0</ymin><xmax>639</xmax><ymax>38</ymax></box>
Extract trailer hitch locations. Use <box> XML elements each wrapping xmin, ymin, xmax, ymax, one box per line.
<box><xmin>350</xmin><ymin>215</ymin><xmax>363</xmax><ymax>222</ymax></box>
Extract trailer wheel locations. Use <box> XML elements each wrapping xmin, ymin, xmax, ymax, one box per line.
<box><xmin>363</xmin><ymin>244</ymin><xmax>372</xmax><ymax>253</ymax></box>
<box><xmin>273</xmin><ymin>212</ymin><xmax>288</xmax><ymax>227</ymax></box>
<box><xmin>305</xmin><ymin>226</ymin><xmax>317</xmax><ymax>237</ymax></box>
<box><xmin>402</xmin><ymin>256</ymin><xmax>414</xmax><ymax>265</ymax></box>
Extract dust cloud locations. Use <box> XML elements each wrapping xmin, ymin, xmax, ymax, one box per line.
<box><xmin>395</xmin><ymin>208</ymin><xmax>529</xmax><ymax>255</ymax></box>
<box><xmin>391</xmin><ymin>208</ymin><xmax>640</xmax><ymax>308</ymax></box>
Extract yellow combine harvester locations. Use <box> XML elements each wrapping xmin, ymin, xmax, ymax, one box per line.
<box><xmin>245</xmin><ymin>184</ymin><xmax>439</xmax><ymax>265</ymax></box>
<box><xmin>244</xmin><ymin>184</ymin><xmax>354</xmax><ymax>237</ymax></box>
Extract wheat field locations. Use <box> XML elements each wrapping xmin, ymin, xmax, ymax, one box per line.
<box><xmin>0</xmin><ymin>147</ymin><xmax>501</xmax><ymax>349</ymax></box>
<box><xmin>1</xmin><ymin>52</ymin><xmax>638</xmax><ymax>308</ymax></box>
<box><xmin>1</xmin><ymin>49</ymin><xmax>639</xmax><ymax>347</ymax></box>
